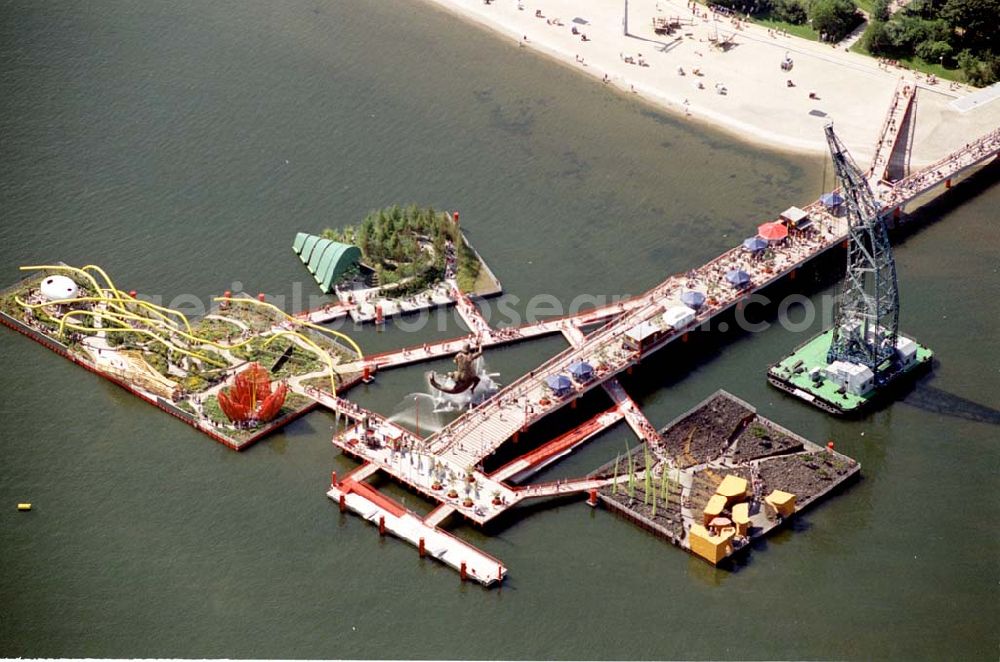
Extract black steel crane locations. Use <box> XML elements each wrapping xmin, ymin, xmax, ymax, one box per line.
<box><xmin>824</xmin><ymin>124</ymin><xmax>900</xmax><ymax>382</ymax></box>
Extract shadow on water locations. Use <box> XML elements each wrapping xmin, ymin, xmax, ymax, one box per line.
<box><xmin>891</xmin><ymin>158</ymin><xmax>1000</xmax><ymax>245</ymax></box>
<box><xmin>899</xmin><ymin>372</ymin><xmax>1000</xmax><ymax>425</ymax></box>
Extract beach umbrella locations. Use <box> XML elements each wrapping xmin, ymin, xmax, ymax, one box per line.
<box><xmin>569</xmin><ymin>361</ymin><xmax>594</xmax><ymax>381</ymax></box>
<box><xmin>725</xmin><ymin>269</ymin><xmax>751</xmax><ymax>287</ymax></box>
<box><xmin>820</xmin><ymin>192</ymin><xmax>844</xmax><ymax>207</ymax></box>
<box><xmin>545</xmin><ymin>374</ymin><xmax>573</xmax><ymax>393</ymax></box>
<box><xmin>757</xmin><ymin>221</ymin><xmax>788</xmax><ymax>242</ymax></box>
<box><xmin>681</xmin><ymin>290</ymin><xmax>706</xmax><ymax>309</ymax></box>
<box><xmin>742</xmin><ymin>236</ymin><xmax>768</xmax><ymax>253</ymax></box>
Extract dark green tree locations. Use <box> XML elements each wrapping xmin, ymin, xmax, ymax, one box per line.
<box><xmin>940</xmin><ymin>0</ymin><xmax>999</xmax><ymax>52</ymax></box>
<box><xmin>916</xmin><ymin>39</ymin><xmax>954</xmax><ymax>64</ymax></box>
<box><xmin>809</xmin><ymin>0</ymin><xmax>861</xmax><ymax>41</ymax></box>
<box><xmin>872</xmin><ymin>0</ymin><xmax>891</xmax><ymax>21</ymax></box>
<box><xmin>958</xmin><ymin>49</ymin><xmax>1000</xmax><ymax>85</ymax></box>
<box><xmin>774</xmin><ymin>0</ymin><xmax>808</xmax><ymax>24</ymax></box>
<box><xmin>862</xmin><ymin>20</ymin><xmax>894</xmax><ymax>53</ymax></box>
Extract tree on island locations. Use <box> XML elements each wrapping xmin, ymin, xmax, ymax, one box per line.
<box><xmin>322</xmin><ymin>204</ymin><xmax>482</xmax><ymax>294</ymax></box>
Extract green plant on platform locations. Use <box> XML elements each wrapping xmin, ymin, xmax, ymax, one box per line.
<box><xmin>182</xmin><ymin>374</ymin><xmax>209</xmax><ymax>392</ymax></box>
<box><xmin>611</xmin><ymin>453</ymin><xmax>620</xmax><ymax>495</ymax></box>
<box><xmin>626</xmin><ymin>443</ymin><xmax>636</xmax><ymax>499</ymax></box>
<box><xmin>643</xmin><ymin>446</ymin><xmax>652</xmax><ymax>505</ymax></box>
<box><xmin>202</xmin><ymin>395</ymin><xmax>229</xmax><ymax>426</ymax></box>
<box><xmin>660</xmin><ymin>470</ymin><xmax>671</xmax><ymax>509</ymax></box>
<box><xmin>455</xmin><ymin>237</ymin><xmax>482</xmax><ymax>293</ymax></box>
<box><xmin>651</xmin><ymin>476</ymin><xmax>658</xmax><ymax>518</ymax></box>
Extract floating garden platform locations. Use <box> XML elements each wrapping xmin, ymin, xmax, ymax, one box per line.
<box><xmin>0</xmin><ymin>265</ymin><xmax>362</xmax><ymax>450</ymax></box>
<box><xmin>297</xmin><ymin>207</ymin><xmax>502</xmax><ymax>325</ymax></box>
<box><xmin>591</xmin><ymin>391</ymin><xmax>860</xmax><ymax>566</ymax></box>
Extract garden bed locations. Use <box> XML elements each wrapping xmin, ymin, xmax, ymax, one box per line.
<box><xmin>590</xmin><ymin>390</ymin><xmax>861</xmax><ymax>566</ymax></box>
<box><xmin>756</xmin><ymin>450</ymin><xmax>859</xmax><ymax>508</ymax></box>
<box><xmin>730</xmin><ymin>420</ymin><xmax>803</xmax><ymax>462</ymax></box>
<box><xmin>601</xmin><ymin>480</ymin><xmax>686</xmax><ymax>540</ymax></box>
<box><xmin>659</xmin><ymin>392</ymin><xmax>755</xmax><ymax>467</ymax></box>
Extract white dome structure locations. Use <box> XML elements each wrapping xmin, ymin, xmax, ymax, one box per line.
<box><xmin>40</xmin><ymin>275</ymin><xmax>79</xmax><ymax>302</ymax></box>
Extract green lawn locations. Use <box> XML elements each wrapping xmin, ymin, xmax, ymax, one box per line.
<box><xmin>202</xmin><ymin>395</ymin><xmax>230</xmax><ymax>426</ymax></box>
<box><xmin>750</xmin><ymin>13</ymin><xmax>821</xmax><ymax>41</ymax></box>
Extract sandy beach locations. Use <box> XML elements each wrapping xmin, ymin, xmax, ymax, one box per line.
<box><xmin>419</xmin><ymin>0</ymin><xmax>1000</xmax><ymax>167</ymax></box>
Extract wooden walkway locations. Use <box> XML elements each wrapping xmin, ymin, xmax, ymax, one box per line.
<box><xmin>326</xmin><ymin>482</ymin><xmax>505</xmax><ymax>586</ymax></box>
<box><xmin>293</xmin><ymin>302</ymin><xmax>354</xmax><ymax>324</ymax></box>
<box><xmin>424</xmin><ymin>504</ymin><xmax>457</xmax><ymax>528</ymax></box>
<box><xmin>452</xmin><ymin>285</ymin><xmax>493</xmax><ymax>339</ymax></box>
<box><xmin>560</xmin><ymin>324</ymin><xmax>587</xmax><ymax>348</ymax></box>
<box><xmin>412</xmin><ymin>131</ymin><xmax>996</xmax><ymax>476</ymax></box>
<box><xmin>603</xmin><ymin>379</ymin><xmax>664</xmax><ymax>446</ymax></box>
<box><xmin>513</xmin><ymin>475</ymin><xmax>630</xmax><ymax>500</ymax></box>
<box><xmin>881</xmin><ymin>127</ymin><xmax>999</xmax><ymax>211</ymax></box>
<box><xmin>490</xmin><ymin>407</ymin><xmax>625</xmax><ymax>483</ymax></box>
<box><xmin>336</xmin><ymin>295</ymin><xmax>645</xmax><ymax>375</ymax></box>
<box><xmin>309</xmin><ymin>110</ymin><xmax>998</xmax><ymax>586</ymax></box>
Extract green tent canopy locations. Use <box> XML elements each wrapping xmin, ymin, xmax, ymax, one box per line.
<box><xmin>292</xmin><ymin>232</ymin><xmax>361</xmax><ymax>293</ymax></box>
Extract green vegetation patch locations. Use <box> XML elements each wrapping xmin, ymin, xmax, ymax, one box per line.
<box><xmin>323</xmin><ymin>204</ymin><xmax>483</xmax><ymax>294</ymax></box>
<box><xmin>202</xmin><ymin>395</ymin><xmax>230</xmax><ymax>426</ymax></box>
<box><xmin>857</xmin><ymin>0</ymin><xmax>999</xmax><ymax>85</ymax></box>
<box><xmin>231</xmin><ymin>337</ymin><xmax>330</xmax><ymax>377</ymax></box>
<box><xmin>710</xmin><ymin>0</ymin><xmax>863</xmax><ymax>42</ymax></box>
<box><xmin>192</xmin><ymin>317</ymin><xmax>244</xmax><ymax>343</ymax></box>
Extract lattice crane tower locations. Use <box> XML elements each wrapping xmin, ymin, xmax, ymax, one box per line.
<box><xmin>824</xmin><ymin>124</ymin><xmax>900</xmax><ymax>381</ymax></box>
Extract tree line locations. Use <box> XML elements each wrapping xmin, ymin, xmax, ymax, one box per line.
<box><xmin>861</xmin><ymin>0</ymin><xmax>998</xmax><ymax>85</ymax></box>
<box><xmin>712</xmin><ymin>0</ymin><xmax>864</xmax><ymax>43</ymax></box>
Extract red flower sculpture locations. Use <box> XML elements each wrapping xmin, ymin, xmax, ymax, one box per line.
<box><xmin>217</xmin><ymin>362</ymin><xmax>287</xmax><ymax>423</ymax></box>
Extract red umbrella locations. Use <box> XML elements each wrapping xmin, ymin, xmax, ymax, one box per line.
<box><xmin>757</xmin><ymin>221</ymin><xmax>789</xmax><ymax>242</ymax></box>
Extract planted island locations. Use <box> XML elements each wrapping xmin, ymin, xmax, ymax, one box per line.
<box><xmin>320</xmin><ymin>205</ymin><xmax>498</xmax><ymax>296</ymax></box>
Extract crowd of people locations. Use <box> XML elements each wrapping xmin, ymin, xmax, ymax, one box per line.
<box><xmin>880</xmin><ymin>129</ymin><xmax>999</xmax><ymax>209</ymax></box>
<box><xmin>869</xmin><ymin>81</ymin><xmax>913</xmax><ymax>179</ymax></box>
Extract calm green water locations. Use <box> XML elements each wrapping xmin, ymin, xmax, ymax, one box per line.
<box><xmin>1</xmin><ymin>0</ymin><xmax>997</xmax><ymax>659</ymax></box>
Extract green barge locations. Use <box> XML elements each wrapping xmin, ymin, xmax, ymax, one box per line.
<box><xmin>768</xmin><ymin>328</ymin><xmax>933</xmax><ymax>415</ymax></box>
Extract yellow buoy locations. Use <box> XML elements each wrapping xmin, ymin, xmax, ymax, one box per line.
<box><xmin>17</xmin><ymin>503</ymin><xmax>32</xmax><ymax>511</ymax></box>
